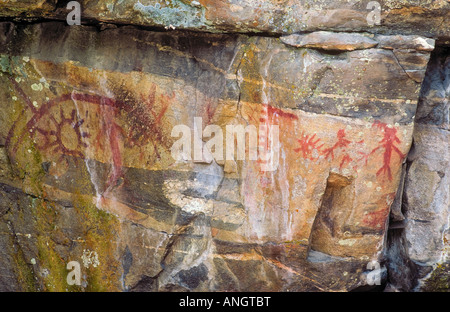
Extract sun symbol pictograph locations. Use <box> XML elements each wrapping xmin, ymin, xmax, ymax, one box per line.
<box><xmin>33</xmin><ymin>105</ymin><xmax>90</xmax><ymax>159</ymax></box>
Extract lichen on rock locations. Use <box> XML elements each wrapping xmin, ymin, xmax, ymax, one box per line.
<box><xmin>0</xmin><ymin>0</ymin><xmax>448</xmax><ymax>293</ymax></box>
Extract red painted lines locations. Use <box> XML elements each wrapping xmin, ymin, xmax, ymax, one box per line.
<box><xmin>370</xmin><ymin>121</ymin><xmax>405</xmax><ymax>181</ymax></box>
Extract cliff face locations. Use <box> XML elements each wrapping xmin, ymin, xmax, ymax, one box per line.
<box><xmin>1</xmin><ymin>0</ymin><xmax>449</xmax><ymax>37</ymax></box>
<box><xmin>0</xmin><ymin>1</ymin><xmax>448</xmax><ymax>292</ymax></box>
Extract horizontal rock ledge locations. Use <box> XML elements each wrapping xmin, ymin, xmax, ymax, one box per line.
<box><xmin>0</xmin><ymin>0</ymin><xmax>449</xmax><ymax>38</ymax></box>
<box><xmin>281</xmin><ymin>32</ymin><xmax>435</xmax><ymax>52</ymax></box>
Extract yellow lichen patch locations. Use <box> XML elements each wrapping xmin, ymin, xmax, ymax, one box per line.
<box><xmin>10</xmin><ymin>234</ymin><xmax>37</xmax><ymax>292</ymax></box>
<box><xmin>71</xmin><ymin>193</ymin><xmax>122</xmax><ymax>291</ymax></box>
<box><xmin>422</xmin><ymin>263</ymin><xmax>450</xmax><ymax>292</ymax></box>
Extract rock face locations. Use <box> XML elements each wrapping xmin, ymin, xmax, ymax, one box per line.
<box><xmin>386</xmin><ymin>46</ymin><xmax>449</xmax><ymax>292</ymax></box>
<box><xmin>0</xmin><ymin>1</ymin><xmax>448</xmax><ymax>292</ymax></box>
<box><xmin>0</xmin><ymin>0</ymin><xmax>449</xmax><ymax>37</ymax></box>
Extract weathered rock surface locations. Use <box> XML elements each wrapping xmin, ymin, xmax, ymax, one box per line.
<box><xmin>385</xmin><ymin>46</ymin><xmax>449</xmax><ymax>292</ymax></box>
<box><xmin>281</xmin><ymin>32</ymin><xmax>379</xmax><ymax>51</ymax></box>
<box><xmin>0</xmin><ymin>20</ymin><xmax>443</xmax><ymax>292</ymax></box>
<box><xmin>0</xmin><ymin>1</ymin><xmax>448</xmax><ymax>293</ymax></box>
<box><xmin>0</xmin><ymin>0</ymin><xmax>449</xmax><ymax>38</ymax></box>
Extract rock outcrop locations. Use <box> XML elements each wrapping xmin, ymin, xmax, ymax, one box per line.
<box><xmin>0</xmin><ymin>0</ymin><xmax>449</xmax><ymax>37</ymax></box>
<box><xmin>385</xmin><ymin>46</ymin><xmax>449</xmax><ymax>292</ymax></box>
<box><xmin>0</xmin><ymin>1</ymin><xmax>448</xmax><ymax>292</ymax></box>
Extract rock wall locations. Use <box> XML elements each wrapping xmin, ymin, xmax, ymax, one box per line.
<box><xmin>0</xmin><ymin>0</ymin><xmax>449</xmax><ymax>37</ymax></box>
<box><xmin>385</xmin><ymin>46</ymin><xmax>449</xmax><ymax>292</ymax></box>
<box><xmin>0</xmin><ymin>1</ymin><xmax>448</xmax><ymax>292</ymax></box>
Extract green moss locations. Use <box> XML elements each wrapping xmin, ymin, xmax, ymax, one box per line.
<box><xmin>20</xmin><ymin>189</ymin><xmax>121</xmax><ymax>292</ymax></box>
<box><xmin>72</xmin><ymin>194</ymin><xmax>121</xmax><ymax>292</ymax></box>
<box><xmin>422</xmin><ymin>263</ymin><xmax>450</xmax><ymax>292</ymax></box>
<box><xmin>4</xmin><ymin>91</ymin><xmax>45</xmax><ymax>192</ymax></box>
<box><xmin>0</xmin><ymin>55</ymin><xmax>12</xmax><ymax>74</ymax></box>
<box><xmin>284</xmin><ymin>239</ymin><xmax>309</xmax><ymax>246</ymax></box>
<box><xmin>133</xmin><ymin>0</ymin><xmax>207</xmax><ymax>28</ymax></box>
<box><xmin>0</xmin><ymin>55</ymin><xmax>29</xmax><ymax>77</ymax></box>
<box><xmin>36</xmin><ymin>235</ymin><xmax>67</xmax><ymax>291</ymax></box>
<box><xmin>18</xmin><ymin>133</ymin><xmax>45</xmax><ymax>197</ymax></box>
<box><xmin>32</xmin><ymin>198</ymin><xmax>73</xmax><ymax>292</ymax></box>
<box><xmin>10</xmin><ymin>237</ymin><xmax>37</xmax><ymax>292</ymax></box>
<box><xmin>3</xmin><ymin>68</ymin><xmax>122</xmax><ymax>291</ymax></box>
<box><xmin>27</xmin><ymin>191</ymin><xmax>121</xmax><ymax>292</ymax></box>
<box><xmin>7</xmin><ymin>118</ymin><xmax>49</xmax><ymax>291</ymax></box>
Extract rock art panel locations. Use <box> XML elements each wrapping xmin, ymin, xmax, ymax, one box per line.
<box><xmin>0</xmin><ymin>22</ymin><xmax>439</xmax><ymax>291</ymax></box>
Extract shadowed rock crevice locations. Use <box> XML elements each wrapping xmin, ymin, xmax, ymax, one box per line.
<box><xmin>309</xmin><ymin>172</ymin><xmax>356</xmax><ymax>258</ymax></box>
<box><xmin>385</xmin><ymin>157</ymin><xmax>419</xmax><ymax>291</ymax></box>
<box><xmin>385</xmin><ymin>44</ymin><xmax>449</xmax><ymax>292</ymax></box>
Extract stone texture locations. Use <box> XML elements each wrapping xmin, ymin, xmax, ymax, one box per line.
<box><xmin>0</xmin><ymin>0</ymin><xmax>449</xmax><ymax>37</ymax></box>
<box><xmin>376</xmin><ymin>35</ymin><xmax>436</xmax><ymax>51</ymax></box>
<box><xmin>281</xmin><ymin>32</ymin><xmax>379</xmax><ymax>51</ymax></box>
<box><xmin>385</xmin><ymin>46</ymin><xmax>449</xmax><ymax>292</ymax></box>
<box><xmin>405</xmin><ymin>47</ymin><xmax>449</xmax><ymax>291</ymax></box>
<box><xmin>0</xmin><ymin>21</ymin><xmax>439</xmax><ymax>291</ymax></box>
<box><xmin>0</xmin><ymin>1</ymin><xmax>448</xmax><ymax>293</ymax></box>
<box><xmin>405</xmin><ymin>126</ymin><xmax>448</xmax><ymax>264</ymax></box>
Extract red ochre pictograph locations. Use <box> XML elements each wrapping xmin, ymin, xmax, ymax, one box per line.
<box><xmin>203</xmin><ymin>99</ymin><xmax>218</xmax><ymax>126</ymax></box>
<box><xmin>294</xmin><ymin>133</ymin><xmax>323</xmax><ymax>161</ymax></box>
<box><xmin>245</xmin><ymin>103</ymin><xmax>299</xmax><ymax>187</ymax></box>
<box><xmin>265</xmin><ymin>104</ymin><xmax>296</xmax><ymax>157</ymax></box>
<box><xmin>246</xmin><ymin>104</ymin><xmax>407</xmax><ymax>181</ymax></box>
<box><xmin>339</xmin><ymin>154</ymin><xmax>353</xmax><ymax>170</ymax></box>
<box><xmin>246</xmin><ymin>103</ymin><xmax>298</xmax><ymax>125</ymax></box>
<box><xmin>370</xmin><ymin>121</ymin><xmax>406</xmax><ymax>181</ymax></box>
<box><xmin>33</xmin><ymin>105</ymin><xmax>90</xmax><ymax>159</ymax></box>
<box><xmin>129</xmin><ymin>83</ymin><xmax>174</xmax><ymax>159</ymax></box>
<box><xmin>261</xmin><ymin>104</ymin><xmax>298</xmax><ymax>124</ymax></box>
<box><xmin>362</xmin><ymin>192</ymin><xmax>396</xmax><ymax>229</ymax></box>
<box><xmin>294</xmin><ymin>128</ymin><xmax>359</xmax><ymax>170</ymax></box>
<box><xmin>259</xmin><ymin>104</ymin><xmax>297</xmax><ymax>156</ymax></box>
<box><xmin>292</xmin><ymin>121</ymin><xmax>405</xmax><ymax>179</ymax></box>
<box><xmin>321</xmin><ymin>129</ymin><xmax>352</xmax><ymax>160</ymax></box>
<box><xmin>6</xmin><ymin>79</ymin><xmax>174</xmax><ymax>192</ymax></box>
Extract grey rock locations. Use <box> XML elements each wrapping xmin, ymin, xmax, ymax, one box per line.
<box><xmin>281</xmin><ymin>31</ymin><xmax>378</xmax><ymax>51</ymax></box>
<box><xmin>376</xmin><ymin>35</ymin><xmax>435</xmax><ymax>51</ymax></box>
